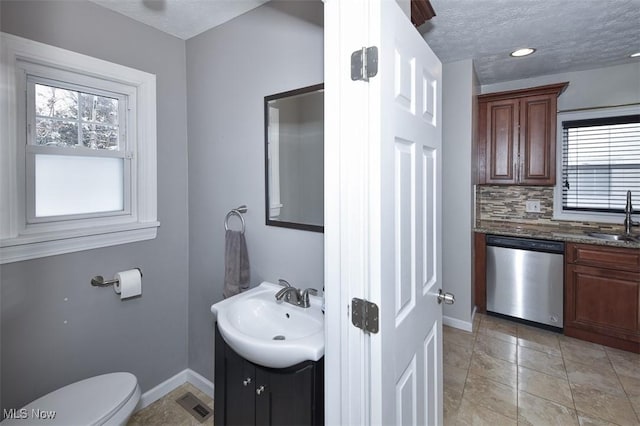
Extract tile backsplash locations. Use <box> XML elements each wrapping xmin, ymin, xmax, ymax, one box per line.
<box><xmin>477</xmin><ymin>185</ymin><xmax>555</xmax><ymax>224</ymax></box>
<box><xmin>476</xmin><ymin>185</ymin><xmax>629</xmax><ymax>233</ymax></box>
<box><xmin>476</xmin><ymin>185</ymin><xmax>628</xmax><ymax>234</ymax></box>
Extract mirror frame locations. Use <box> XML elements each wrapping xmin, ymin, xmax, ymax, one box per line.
<box><xmin>264</xmin><ymin>83</ymin><xmax>324</xmax><ymax>233</ymax></box>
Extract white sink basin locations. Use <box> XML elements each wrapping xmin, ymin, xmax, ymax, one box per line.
<box><xmin>211</xmin><ymin>282</ymin><xmax>324</xmax><ymax>368</ymax></box>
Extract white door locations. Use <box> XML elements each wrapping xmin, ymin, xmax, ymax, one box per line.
<box><xmin>324</xmin><ymin>1</ymin><xmax>449</xmax><ymax>424</ymax></box>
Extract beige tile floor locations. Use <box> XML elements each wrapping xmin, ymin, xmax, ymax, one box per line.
<box><xmin>129</xmin><ymin>314</ymin><xmax>640</xmax><ymax>425</ymax></box>
<box><xmin>445</xmin><ymin>313</ymin><xmax>640</xmax><ymax>426</ymax></box>
<box><xmin>127</xmin><ymin>383</ymin><xmax>213</xmax><ymax>426</ymax></box>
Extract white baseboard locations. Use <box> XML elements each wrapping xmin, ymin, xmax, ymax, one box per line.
<box><xmin>137</xmin><ymin>369</ymin><xmax>215</xmax><ymax>411</ymax></box>
<box><xmin>443</xmin><ymin>313</ymin><xmax>474</xmax><ymax>332</ymax></box>
<box><xmin>186</xmin><ymin>369</ymin><xmax>214</xmax><ymax>398</ymax></box>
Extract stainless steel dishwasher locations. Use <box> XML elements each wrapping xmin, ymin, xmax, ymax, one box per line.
<box><xmin>486</xmin><ymin>235</ymin><xmax>564</xmax><ymax>328</ymax></box>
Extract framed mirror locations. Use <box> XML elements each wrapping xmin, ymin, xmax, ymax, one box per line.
<box><xmin>265</xmin><ymin>83</ymin><xmax>324</xmax><ymax>233</ymax></box>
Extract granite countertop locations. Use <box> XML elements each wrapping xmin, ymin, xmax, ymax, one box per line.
<box><xmin>474</xmin><ymin>220</ymin><xmax>640</xmax><ymax>249</ymax></box>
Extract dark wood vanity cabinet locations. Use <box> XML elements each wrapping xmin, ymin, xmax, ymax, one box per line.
<box><xmin>477</xmin><ymin>82</ymin><xmax>568</xmax><ymax>186</ymax></box>
<box><xmin>214</xmin><ymin>326</ymin><xmax>324</xmax><ymax>426</ymax></box>
<box><xmin>565</xmin><ymin>243</ymin><xmax>640</xmax><ymax>353</ymax></box>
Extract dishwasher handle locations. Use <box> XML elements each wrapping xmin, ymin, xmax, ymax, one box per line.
<box><xmin>486</xmin><ymin>235</ymin><xmax>564</xmax><ymax>254</ymax></box>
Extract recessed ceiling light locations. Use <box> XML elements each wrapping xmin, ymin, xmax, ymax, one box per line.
<box><xmin>630</xmin><ymin>52</ymin><xmax>640</xmax><ymax>58</ymax></box>
<box><xmin>510</xmin><ymin>48</ymin><xmax>536</xmax><ymax>57</ymax></box>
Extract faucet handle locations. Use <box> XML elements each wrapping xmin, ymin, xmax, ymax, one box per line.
<box><xmin>301</xmin><ymin>288</ymin><xmax>318</xmax><ymax>307</ymax></box>
<box><xmin>277</xmin><ymin>279</ymin><xmax>291</xmax><ymax>287</ymax></box>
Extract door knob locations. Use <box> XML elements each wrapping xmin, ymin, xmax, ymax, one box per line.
<box><xmin>243</xmin><ymin>377</ymin><xmax>252</xmax><ymax>386</ymax></box>
<box><xmin>437</xmin><ymin>289</ymin><xmax>455</xmax><ymax>305</ymax></box>
<box><xmin>256</xmin><ymin>385</ymin><xmax>265</xmax><ymax>395</ymax></box>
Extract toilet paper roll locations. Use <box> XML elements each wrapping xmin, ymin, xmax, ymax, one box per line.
<box><xmin>114</xmin><ymin>269</ymin><xmax>142</xmax><ymax>299</ymax></box>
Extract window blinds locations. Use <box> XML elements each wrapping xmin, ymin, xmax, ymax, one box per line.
<box><xmin>562</xmin><ymin>114</ymin><xmax>640</xmax><ymax>213</ymax></box>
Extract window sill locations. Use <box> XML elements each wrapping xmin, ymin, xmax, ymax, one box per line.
<box><xmin>0</xmin><ymin>221</ymin><xmax>159</xmax><ymax>264</ymax></box>
<box><xmin>552</xmin><ymin>209</ymin><xmax>624</xmax><ymax>225</ymax></box>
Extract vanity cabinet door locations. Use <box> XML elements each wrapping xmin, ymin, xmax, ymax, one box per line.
<box><xmin>215</xmin><ymin>325</ymin><xmax>324</xmax><ymax>426</ymax></box>
<box><xmin>255</xmin><ymin>363</ymin><xmax>319</xmax><ymax>426</ymax></box>
<box><xmin>228</xmin><ymin>359</ymin><xmax>256</xmax><ymax>425</ymax></box>
<box><xmin>214</xmin><ymin>327</ymin><xmax>256</xmax><ymax>426</ymax></box>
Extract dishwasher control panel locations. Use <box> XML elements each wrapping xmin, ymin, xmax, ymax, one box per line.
<box><xmin>486</xmin><ymin>235</ymin><xmax>564</xmax><ymax>253</ymax></box>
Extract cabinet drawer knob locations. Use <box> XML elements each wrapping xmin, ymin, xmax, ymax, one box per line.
<box><xmin>256</xmin><ymin>385</ymin><xmax>265</xmax><ymax>395</ymax></box>
<box><xmin>243</xmin><ymin>377</ymin><xmax>252</xmax><ymax>386</ymax></box>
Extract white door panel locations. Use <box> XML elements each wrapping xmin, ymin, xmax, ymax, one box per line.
<box><xmin>372</xmin><ymin>1</ymin><xmax>443</xmax><ymax>425</ymax></box>
<box><xmin>324</xmin><ymin>0</ymin><xmax>446</xmax><ymax>424</ymax></box>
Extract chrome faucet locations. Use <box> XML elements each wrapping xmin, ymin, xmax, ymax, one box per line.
<box><xmin>275</xmin><ymin>286</ymin><xmax>302</xmax><ymax>305</ymax></box>
<box><xmin>624</xmin><ymin>190</ymin><xmax>639</xmax><ymax>235</ymax></box>
<box><xmin>274</xmin><ymin>279</ymin><xmax>317</xmax><ymax>308</ymax></box>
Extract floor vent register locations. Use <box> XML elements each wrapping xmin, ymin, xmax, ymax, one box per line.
<box><xmin>176</xmin><ymin>391</ymin><xmax>213</xmax><ymax>422</ymax></box>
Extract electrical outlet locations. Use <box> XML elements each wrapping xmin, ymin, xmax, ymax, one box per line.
<box><xmin>525</xmin><ymin>200</ymin><xmax>541</xmax><ymax>213</ymax></box>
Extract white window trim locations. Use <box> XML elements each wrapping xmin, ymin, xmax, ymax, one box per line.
<box><xmin>553</xmin><ymin>104</ymin><xmax>640</xmax><ymax>224</ymax></box>
<box><xmin>0</xmin><ymin>32</ymin><xmax>158</xmax><ymax>264</ymax></box>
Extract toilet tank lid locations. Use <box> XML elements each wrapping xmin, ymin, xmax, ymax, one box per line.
<box><xmin>2</xmin><ymin>372</ymin><xmax>138</xmax><ymax>426</ymax></box>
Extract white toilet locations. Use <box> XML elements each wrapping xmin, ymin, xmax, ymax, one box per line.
<box><xmin>1</xmin><ymin>372</ymin><xmax>141</xmax><ymax>426</ymax></box>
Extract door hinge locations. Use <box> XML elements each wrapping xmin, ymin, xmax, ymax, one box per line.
<box><xmin>351</xmin><ymin>297</ymin><xmax>379</xmax><ymax>333</ymax></box>
<box><xmin>351</xmin><ymin>46</ymin><xmax>378</xmax><ymax>82</ymax></box>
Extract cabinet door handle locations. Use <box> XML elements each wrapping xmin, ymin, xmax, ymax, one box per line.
<box><xmin>243</xmin><ymin>377</ymin><xmax>252</xmax><ymax>386</ymax></box>
<box><xmin>256</xmin><ymin>385</ymin><xmax>265</xmax><ymax>395</ymax></box>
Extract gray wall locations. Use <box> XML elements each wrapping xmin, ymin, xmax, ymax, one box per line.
<box><xmin>482</xmin><ymin>62</ymin><xmax>640</xmax><ymax>110</ymax></box>
<box><xmin>396</xmin><ymin>0</ymin><xmax>411</xmax><ymax>18</ymax></box>
<box><xmin>0</xmin><ymin>0</ymin><xmax>189</xmax><ymax>412</ymax></box>
<box><xmin>186</xmin><ymin>2</ymin><xmax>324</xmax><ymax>381</ymax></box>
<box><xmin>441</xmin><ymin>59</ymin><xmax>479</xmax><ymax>328</ymax></box>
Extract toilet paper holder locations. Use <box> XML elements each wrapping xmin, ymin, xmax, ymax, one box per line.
<box><xmin>91</xmin><ymin>268</ymin><xmax>143</xmax><ymax>287</ymax></box>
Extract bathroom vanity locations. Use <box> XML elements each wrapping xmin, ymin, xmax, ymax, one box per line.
<box><xmin>211</xmin><ymin>281</ymin><xmax>325</xmax><ymax>424</ymax></box>
<box><xmin>214</xmin><ymin>326</ymin><xmax>324</xmax><ymax>425</ymax></box>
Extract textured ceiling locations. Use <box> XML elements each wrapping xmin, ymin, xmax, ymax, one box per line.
<box><xmin>89</xmin><ymin>0</ymin><xmax>269</xmax><ymax>40</ymax></box>
<box><xmin>420</xmin><ymin>0</ymin><xmax>640</xmax><ymax>84</ymax></box>
<box><xmin>88</xmin><ymin>0</ymin><xmax>640</xmax><ymax>85</ymax></box>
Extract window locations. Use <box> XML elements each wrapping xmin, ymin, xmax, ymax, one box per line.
<box><xmin>0</xmin><ymin>32</ymin><xmax>158</xmax><ymax>263</ymax></box>
<box><xmin>27</xmin><ymin>75</ymin><xmax>130</xmax><ymax>221</ymax></box>
<box><xmin>554</xmin><ymin>105</ymin><xmax>640</xmax><ymax>222</ymax></box>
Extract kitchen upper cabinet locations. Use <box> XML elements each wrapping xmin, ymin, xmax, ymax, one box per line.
<box><xmin>482</xmin><ymin>99</ymin><xmax>519</xmax><ymax>184</ymax></box>
<box><xmin>565</xmin><ymin>243</ymin><xmax>640</xmax><ymax>353</ymax></box>
<box><xmin>477</xmin><ymin>82</ymin><xmax>568</xmax><ymax>186</ymax></box>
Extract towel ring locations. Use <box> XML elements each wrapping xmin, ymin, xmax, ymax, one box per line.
<box><xmin>224</xmin><ymin>205</ymin><xmax>247</xmax><ymax>234</ymax></box>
